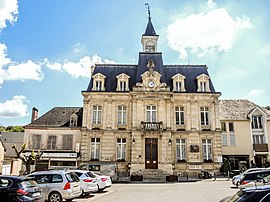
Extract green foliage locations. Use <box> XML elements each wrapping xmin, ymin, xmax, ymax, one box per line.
<box><xmin>266</xmin><ymin>106</ymin><xmax>270</xmax><ymax>110</ymax></box>
<box><xmin>1</xmin><ymin>125</ymin><xmax>24</xmax><ymax>132</ymax></box>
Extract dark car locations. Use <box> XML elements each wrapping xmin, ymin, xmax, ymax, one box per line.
<box><xmin>0</xmin><ymin>175</ymin><xmax>42</xmax><ymax>202</ymax></box>
<box><xmin>239</xmin><ymin>170</ymin><xmax>270</xmax><ymax>187</ymax></box>
<box><xmin>220</xmin><ymin>185</ymin><xmax>270</xmax><ymax>202</ymax></box>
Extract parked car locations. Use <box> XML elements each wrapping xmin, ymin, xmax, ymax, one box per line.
<box><xmin>28</xmin><ymin>170</ymin><xmax>82</xmax><ymax>202</ymax></box>
<box><xmin>220</xmin><ymin>185</ymin><xmax>270</xmax><ymax>202</ymax></box>
<box><xmin>239</xmin><ymin>170</ymin><xmax>270</xmax><ymax>188</ymax></box>
<box><xmin>0</xmin><ymin>175</ymin><xmax>43</xmax><ymax>202</ymax></box>
<box><xmin>78</xmin><ymin>163</ymin><xmax>118</xmax><ymax>181</ymax></box>
<box><xmin>69</xmin><ymin>170</ymin><xmax>98</xmax><ymax>195</ymax></box>
<box><xmin>91</xmin><ymin>172</ymin><xmax>112</xmax><ymax>191</ymax></box>
<box><xmin>232</xmin><ymin>168</ymin><xmax>268</xmax><ymax>187</ymax></box>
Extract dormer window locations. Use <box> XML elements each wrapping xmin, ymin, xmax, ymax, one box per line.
<box><xmin>92</xmin><ymin>73</ymin><xmax>106</xmax><ymax>91</ymax></box>
<box><xmin>196</xmin><ymin>74</ymin><xmax>210</xmax><ymax>92</ymax></box>
<box><xmin>95</xmin><ymin>80</ymin><xmax>102</xmax><ymax>91</ymax></box>
<box><xmin>116</xmin><ymin>73</ymin><xmax>130</xmax><ymax>91</ymax></box>
<box><xmin>172</xmin><ymin>74</ymin><xmax>186</xmax><ymax>92</ymax></box>
<box><xmin>70</xmin><ymin>114</ymin><xmax>78</xmax><ymax>127</ymax></box>
<box><xmin>252</xmin><ymin>115</ymin><xmax>263</xmax><ymax>129</ymax></box>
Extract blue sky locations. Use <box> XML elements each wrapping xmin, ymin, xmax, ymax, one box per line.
<box><xmin>0</xmin><ymin>0</ymin><xmax>270</xmax><ymax>126</ymax></box>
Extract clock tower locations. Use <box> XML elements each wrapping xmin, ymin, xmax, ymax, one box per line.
<box><xmin>141</xmin><ymin>5</ymin><xmax>159</xmax><ymax>52</ymax></box>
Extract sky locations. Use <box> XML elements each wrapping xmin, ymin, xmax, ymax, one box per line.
<box><xmin>0</xmin><ymin>0</ymin><xmax>270</xmax><ymax>126</ymax></box>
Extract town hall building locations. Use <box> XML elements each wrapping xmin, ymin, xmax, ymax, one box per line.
<box><xmin>79</xmin><ymin>13</ymin><xmax>222</xmax><ymax>179</ymax></box>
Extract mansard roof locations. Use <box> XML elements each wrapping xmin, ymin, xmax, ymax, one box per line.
<box><xmin>85</xmin><ymin>52</ymin><xmax>216</xmax><ymax>93</ymax></box>
<box><xmin>25</xmin><ymin>107</ymin><xmax>83</xmax><ymax>128</ymax></box>
<box><xmin>219</xmin><ymin>99</ymin><xmax>270</xmax><ymax>120</ymax></box>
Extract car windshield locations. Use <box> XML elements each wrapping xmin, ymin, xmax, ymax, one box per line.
<box><xmin>66</xmin><ymin>172</ymin><xmax>80</xmax><ymax>182</ymax></box>
<box><xmin>19</xmin><ymin>179</ymin><xmax>38</xmax><ymax>188</ymax></box>
<box><xmin>225</xmin><ymin>190</ymin><xmax>245</xmax><ymax>202</ymax></box>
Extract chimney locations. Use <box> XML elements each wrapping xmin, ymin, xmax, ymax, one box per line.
<box><xmin>31</xmin><ymin>107</ymin><xmax>38</xmax><ymax>122</ymax></box>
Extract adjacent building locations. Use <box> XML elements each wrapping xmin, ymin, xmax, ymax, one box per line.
<box><xmin>220</xmin><ymin>99</ymin><xmax>270</xmax><ymax>170</ymax></box>
<box><xmin>24</xmin><ymin>107</ymin><xmax>83</xmax><ymax>171</ymax></box>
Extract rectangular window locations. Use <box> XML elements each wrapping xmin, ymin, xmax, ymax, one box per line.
<box><xmin>32</xmin><ymin>135</ymin><xmax>41</xmax><ymax>149</ymax></box>
<box><xmin>47</xmin><ymin>135</ymin><xmax>56</xmax><ymax>150</ymax></box>
<box><xmin>95</xmin><ymin>81</ymin><xmax>102</xmax><ymax>91</ymax></box>
<box><xmin>200</xmin><ymin>81</ymin><xmax>207</xmax><ymax>92</ymax></box>
<box><xmin>253</xmin><ymin>134</ymin><xmax>265</xmax><ymax>144</ymax></box>
<box><xmin>62</xmin><ymin>135</ymin><xmax>73</xmax><ymax>150</ymax></box>
<box><xmin>175</xmin><ymin>107</ymin><xmax>185</xmax><ymax>125</ymax></box>
<box><xmin>116</xmin><ymin>138</ymin><xmax>126</xmax><ymax>161</ymax></box>
<box><xmin>222</xmin><ymin>134</ymin><xmax>228</xmax><ymax>146</ymax></box>
<box><xmin>202</xmin><ymin>139</ymin><xmax>212</xmax><ymax>161</ymax></box>
<box><xmin>252</xmin><ymin>116</ymin><xmax>263</xmax><ymax>129</ymax></box>
<box><xmin>200</xmin><ymin>107</ymin><xmax>209</xmax><ymax>125</ymax></box>
<box><xmin>120</xmin><ymin>81</ymin><xmax>127</xmax><ymax>91</ymax></box>
<box><xmin>146</xmin><ymin>105</ymin><xmax>157</xmax><ymax>122</ymax></box>
<box><xmin>92</xmin><ymin>106</ymin><xmax>102</xmax><ymax>124</ymax></box>
<box><xmin>117</xmin><ymin>106</ymin><xmax>127</xmax><ymax>125</ymax></box>
<box><xmin>175</xmin><ymin>81</ymin><xmax>181</xmax><ymax>92</ymax></box>
<box><xmin>70</xmin><ymin>116</ymin><xmax>77</xmax><ymax>127</ymax></box>
<box><xmin>176</xmin><ymin>139</ymin><xmax>186</xmax><ymax>161</ymax></box>
<box><xmin>229</xmin><ymin>122</ymin><xmax>234</xmax><ymax>132</ymax></box>
<box><xmin>221</xmin><ymin>122</ymin><xmax>226</xmax><ymax>132</ymax></box>
<box><xmin>230</xmin><ymin>134</ymin><xmax>236</xmax><ymax>146</ymax></box>
<box><xmin>91</xmin><ymin>138</ymin><xmax>100</xmax><ymax>160</ymax></box>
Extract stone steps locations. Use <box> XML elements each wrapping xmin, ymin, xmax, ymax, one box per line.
<box><xmin>137</xmin><ymin>169</ymin><xmax>167</xmax><ymax>182</ymax></box>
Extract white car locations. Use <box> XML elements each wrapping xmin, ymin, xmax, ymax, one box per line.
<box><xmin>70</xmin><ymin>170</ymin><xmax>98</xmax><ymax>195</ymax></box>
<box><xmin>92</xmin><ymin>172</ymin><xmax>112</xmax><ymax>191</ymax></box>
<box><xmin>28</xmin><ymin>170</ymin><xmax>82</xmax><ymax>202</ymax></box>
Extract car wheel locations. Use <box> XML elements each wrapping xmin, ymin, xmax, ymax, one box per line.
<box><xmin>66</xmin><ymin>199</ymin><xmax>73</xmax><ymax>202</ymax></box>
<box><xmin>49</xmin><ymin>192</ymin><xmax>62</xmax><ymax>202</ymax></box>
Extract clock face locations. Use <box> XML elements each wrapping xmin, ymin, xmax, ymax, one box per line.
<box><xmin>148</xmin><ymin>81</ymin><xmax>155</xmax><ymax>88</ymax></box>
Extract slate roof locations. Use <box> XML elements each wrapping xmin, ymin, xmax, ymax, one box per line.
<box><xmin>219</xmin><ymin>99</ymin><xmax>270</xmax><ymax>120</ymax></box>
<box><xmin>25</xmin><ymin>107</ymin><xmax>83</xmax><ymax>127</ymax></box>
<box><xmin>143</xmin><ymin>19</ymin><xmax>158</xmax><ymax>36</ymax></box>
<box><xmin>85</xmin><ymin>52</ymin><xmax>217</xmax><ymax>93</ymax></box>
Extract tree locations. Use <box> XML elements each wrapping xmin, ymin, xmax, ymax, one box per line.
<box><xmin>266</xmin><ymin>106</ymin><xmax>270</xmax><ymax>111</ymax></box>
<box><xmin>12</xmin><ymin>144</ymin><xmax>43</xmax><ymax>174</ymax></box>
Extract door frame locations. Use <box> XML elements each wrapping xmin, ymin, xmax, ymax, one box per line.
<box><xmin>145</xmin><ymin>138</ymin><xmax>158</xmax><ymax>169</ymax></box>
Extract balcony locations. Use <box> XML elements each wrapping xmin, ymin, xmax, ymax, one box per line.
<box><xmin>253</xmin><ymin>144</ymin><xmax>268</xmax><ymax>152</ymax></box>
<box><xmin>141</xmin><ymin>122</ymin><xmax>163</xmax><ymax>131</ymax></box>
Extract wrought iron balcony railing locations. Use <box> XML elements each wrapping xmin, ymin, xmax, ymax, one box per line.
<box><xmin>141</xmin><ymin>121</ymin><xmax>163</xmax><ymax>131</ymax></box>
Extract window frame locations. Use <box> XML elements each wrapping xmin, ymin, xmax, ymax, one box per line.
<box><xmin>176</xmin><ymin>139</ymin><xmax>186</xmax><ymax>161</ymax></box>
<box><xmin>116</xmin><ymin>138</ymin><xmax>126</xmax><ymax>161</ymax></box>
<box><xmin>90</xmin><ymin>138</ymin><xmax>100</xmax><ymax>160</ymax></box>
<box><xmin>175</xmin><ymin>106</ymin><xmax>185</xmax><ymax>125</ymax></box>
<box><xmin>92</xmin><ymin>105</ymin><xmax>102</xmax><ymax>124</ymax></box>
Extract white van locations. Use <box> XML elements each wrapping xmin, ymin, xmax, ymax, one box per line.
<box><xmin>78</xmin><ymin>163</ymin><xmax>118</xmax><ymax>182</ymax></box>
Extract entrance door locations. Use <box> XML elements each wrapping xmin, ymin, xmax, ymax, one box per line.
<box><xmin>145</xmin><ymin>138</ymin><xmax>158</xmax><ymax>169</ymax></box>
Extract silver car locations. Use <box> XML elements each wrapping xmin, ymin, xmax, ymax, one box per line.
<box><xmin>28</xmin><ymin>170</ymin><xmax>82</xmax><ymax>202</ymax></box>
<box><xmin>232</xmin><ymin>168</ymin><xmax>268</xmax><ymax>187</ymax></box>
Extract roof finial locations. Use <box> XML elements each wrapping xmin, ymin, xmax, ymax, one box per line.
<box><xmin>145</xmin><ymin>3</ymin><xmax>151</xmax><ymax>21</ymax></box>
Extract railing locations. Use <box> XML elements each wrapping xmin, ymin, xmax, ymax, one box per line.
<box><xmin>253</xmin><ymin>144</ymin><xmax>268</xmax><ymax>152</ymax></box>
<box><xmin>141</xmin><ymin>121</ymin><xmax>163</xmax><ymax>131</ymax></box>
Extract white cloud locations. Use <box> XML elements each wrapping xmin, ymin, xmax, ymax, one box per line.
<box><xmin>166</xmin><ymin>1</ymin><xmax>251</xmax><ymax>58</ymax></box>
<box><xmin>0</xmin><ymin>0</ymin><xmax>18</xmax><ymax>30</ymax></box>
<box><xmin>0</xmin><ymin>44</ymin><xmax>44</xmax><ymax>86</ymax></box>
<box><xmin>0</xmin><ymin>95</ymin><xmax>28</xmax><ymax>118</ymax></box>
<box><xmin>46</xmin><ymin>55</ymin><xmax>116</xmax><ymax>78</ymax></box>
<box><xmin>247</xmin><ymin>89</ymin><xmax>265</xmax><ymax>97</ymax></box>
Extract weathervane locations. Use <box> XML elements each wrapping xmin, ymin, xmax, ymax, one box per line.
<box><xmin>145</xmin><ymin>3</ymin><xmax>151</xmax><ymax>20</ymax></box>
